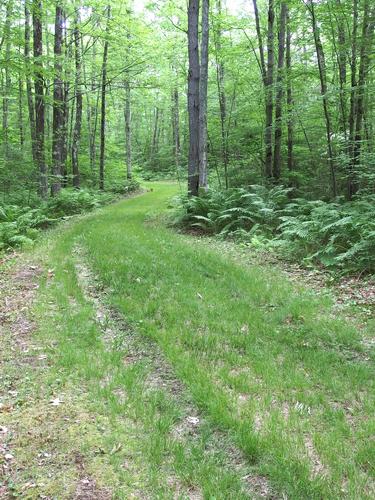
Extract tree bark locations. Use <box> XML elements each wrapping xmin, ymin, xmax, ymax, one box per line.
<box><xmin>172</xmin><ymin>86</ymin><xmax>181</xmax><ymax>171</ymax></box>
<box><xmin>25</xmin><ymin>0</ymin><xmax>37</xmax><ymax>165</ymax></box>
<box><xmin>272</xmin><ymin>2</ymin><xmax>287</xmax><ymax>181</ymax></box>
<box><xmin>286</xmin><ymin>9</ymin><xmax>293</xmax><ymax>173</ymax></box>
<box><xmin>61</xmin><ymin>12</ymin><xmax>70</xmax><ymax>186</ymax></box>
<box><xmin>198</xmin><ymin>0</ymin><xmax>209</xmax><ymax>190</ymax></box>
<box><xmin>264</xmin><ymin>0</ymin><xmax>275</xmax><ymax>179</ymax></box>
<box><xmin>51</xmin><ymin>4</ymin><xmax>64</xmax><ymax>196</ymax></box>
<box><xmin>18</xmin><ymin>79</ymin><xmax>25</xmax><ymax>146</ymax></box>
<box><xmin>214</xmin><ymin>0</ymin><xmax>228</xmax><ymax>188</ymax></box>
<box><xmin>71</xmin><ymin>13</ymin><xmax>82</xmax><ymax>189</ymax></box>
<box><xmin>99</xmin><ymin>6</ymin><xmax>110</xmax><ymax>190</ymax></box>
<box><xmin>2</xmin><ymin>1</ymin><xmax>12</xmax><ymax>159</ymax></box>
<box><xmin>252</xmin><ymin>0</ymin><xmax>266</xmax><ymax>84</ymax></box>
<box><xmin>351</xmin><ymin>0</ymin><xmax>375</xmax><ymax>197</ymax></box>
<box><xmin>308</xmin><ymin>0</ymin><xmax>337</xmax><ymax>198</ymax></box>
<box><xmin>187</xmin><ymin>0</ymin><xmax>200</xmax><ymax>196</ymax></box>
<box><xmin>32</xmin><ymin>0</ymin><xmax>48</xmax><ymax>198</ymax></box>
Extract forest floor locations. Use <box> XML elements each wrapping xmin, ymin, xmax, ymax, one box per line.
<box><xmin>0</xmin><ymin>182</ymin><xmax>374</xmax><ymax>499</ymax></box>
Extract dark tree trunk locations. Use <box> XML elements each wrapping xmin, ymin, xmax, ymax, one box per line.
<box><xmin>308</xmin><ymin>0</ymin><xmax>337</xmax><ymax>198</ymax></box>
<box><xmin>286</xmin><ymin>9</ymin><xmax>293</xmax><ymax>173</ymax></box>
<box><xmin>61</xmin><ymin>12</ymin><xmax>70</xmax><ymax>186</ymax></box>
<box><xmin>187</xmin><ymin>0</ymin><xmax>200</xmax><ymax>196</ymax></box>
<box><xmin>351</xmin><ymin>1</ymin><xmax>375</xmax><ymax>197</ymax></box>
<box><xmin>264</xmin><ymin>0</ymin><xmax>275</xmax><ymax>179</ymax></box>
<box><xmin>32</xmin><ymin>0</ymin><xmax>48</xmax><ymax>198</ymax></box>
<box><xmin>99</xmin><ymin>6</ymin><xmax>110</xmax><ymax>190</ymax></box>
<box><xmin>198</xmin><ymin>0</ymin><xmax>209</xmax><ymax>190</ymax></box>
<box><xmin>272</xmin><ymin>2</ymin><xmax>287</xmax><ymax>181</ymax></box>
<box><xmin>51</xmin><ymin>5</ymin><xmax>64</xmax><ymax>196</ymax></box>
<box><xmin>71</xmin><ymin>14</ymin><xmax>82</xmax><ymax>189</ymax></box>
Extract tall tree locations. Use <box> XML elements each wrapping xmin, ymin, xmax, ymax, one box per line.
<box><xmin>171</xmin><ymin>85</ymin><xmax>181</xmax><ymax>172</ymax></box>
<box><xmin>2</xmin><ymin>1</ymin><xmax>12</xmax><ymax>159</ymax></box>
<box><xmin>307</xmin><ymin>0</ymin><xmax>337</xmax><ymax>197</ymax></box>
<box><xmin>286</xmin><ymin>8</ymin><xmax>293</xmax><ymax>173</ymax></box>
<box><xmin>32</xmin><ymin>0</ymin><xmax>48</xmax><ymax>198</ymax></box>
<box><xmin>214</xmin><ymin>0</ymin><xmax>228</xmax><ymax>188</ymax></box>
<box><xmin>25</xmin><ymin>0</ymin><xmax>37</xmax><ymax>166</ymax></box>
<box><xmin>264</xmin><ymin>0</ymin><xmax>275</xmax><ymax>179</ymax></box>
<box><xmin>99</xmin><ymin>5</ymin><xmax>110</xmax><ymax>190</ymax></box>
<box><xmin>198</xmin><ymin>0</ymin><xmax>209</xmax><ymax>190</ymax></box>
<box><xmin>51</xmin><ymin>3</ymin><xmax>64</xmax><ymax>196</ymax></box>
<box><xmin>272</xmin><ymin>2</ymin><xmax>287</xmax><ymax>180</ymax></box>
<box><xmin>71</xmin><ymin>12</ymin><xmax>82</xmax><ymax>189</ymax></box>
<box><xmin>350</xmin><ymin>0</ymin><xmax>375</xmax><ymax>197</ymax></box>
<box><xmin>124</xmin><ymin>79</ymin><xmax>132</xmax><ymax>179</ymax></box>
<box><xmin>187</xmin><ymin>0</ymin><xmax>200</xmax><ymax>196</ymax></box>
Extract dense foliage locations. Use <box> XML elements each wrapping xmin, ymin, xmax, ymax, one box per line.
<box><xmin>0</xmin><ymin>0</ymin><xmax>373</xmax><ymax>274</ymax></box>
<box><xmin>0</xmin><ymin>180</ymin><xmax>139</xmax><ymax>250</ymax></box>
<box><xmin>174</xmin><ymin>188</ymin><xmax>375</xmax><ymax>273</ymax></box>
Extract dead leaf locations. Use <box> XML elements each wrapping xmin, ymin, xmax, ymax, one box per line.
<box><xmin>50</xmin><ymin>397</ymin><xmax>63</xmax><ymax>406</ymax></box>
<box><xmin>110</xmin><ymin>443</ymin><xmax>122</xmax><ymax>455</ymax></box>
<box><xmin>186</xmin><ymin>416</ymin><xmax>200</xmax><ymax>426</ymax></box>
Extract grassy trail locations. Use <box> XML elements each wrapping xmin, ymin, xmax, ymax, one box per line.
<box><xmin>1</xmin><ymin>182</ymin><xmax>374</xmax><ymax>499</ymax></box>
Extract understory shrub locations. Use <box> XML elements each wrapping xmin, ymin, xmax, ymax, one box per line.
<box><xmin>0</xmin><ymin>183</ymin><xmax>139</xmax><ymax>251</ymax></box>
<box><xmin>173</xmin><ymin>188</ymin><xmax>375</xmax><ymax>274</ymax></box>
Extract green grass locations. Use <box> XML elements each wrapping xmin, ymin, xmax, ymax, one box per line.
<box><xmin>2</xmin><ymin>181</ymin><xmax>374</xmax><ymax>498</ymax></box>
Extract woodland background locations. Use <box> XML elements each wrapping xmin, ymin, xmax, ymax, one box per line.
<box><xmin>0</xmin><ymin>0</ymin><xmax>374</xmax><ymax>272</ymax></box>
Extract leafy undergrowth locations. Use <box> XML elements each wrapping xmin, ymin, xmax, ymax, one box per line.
<box><xmin>172</xmin><ymin>187</ymin><xmax>375</xmax><ymax>274</ymax></box>
<box><xmin>0</xmin><ymin>179</ymin><xmax>140</xmax><ymax>252</ymax></box>
<box><xmin>1</xmin><ymin>182</ymin><xmax>374</xmax><ymax>498</ymax></box>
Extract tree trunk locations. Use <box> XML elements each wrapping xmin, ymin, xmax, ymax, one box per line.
<box><xmin>2</xmin><ymin>1</ymin><xmax>12</xmax><ymax>159</ymax></box>
<box><xmin>71</xmin><ymin>14</ymin><xmax>82</xmax><ymax>189</ymax></box>
<box><xmin>81</xmin><ymin>35</ymin><xmax>93</xmax><ymax>173</ymax></box>
<box><xmin>151</xmin><ymin>106</ymin><xmax>159</xmax><ymax>169</ymax></box>
<box><xmin>215</xmin><ymin>0</ymin><xmax>228</xmax><ymax>188</ymax></box>
<box><xmin>264</xmin><ymin>0</ymin><xmax>275</xmax><ymax>179</ymax></box>
<box><xmin>51</xmin><ymin>4</ymin><xmax>64</xmax><ymax>196</ymax></box>
<box><xmin>25</xmin><ymin>1</ymin><xmax>37</xmax><ymax>164</ymax></box>
<box><xmin>90</xmin><ymin>41</ymin><xmax>98</xmax><ymax>172</ymax></box>
<box><xmin>99</xmin><ymin>6</ymin><xmax>110</xmax><ymax>190</ymax></box>
<box><xmin>308</xmin><ymin>0</ymin><xmax>337</xmax><ymax>198</ymax></box>
<box><xmin>32</xmin><ymin>0</ymin><xmax>48</xmax><ymax>198</ymax></box>
<box><xmin>187</xmin><ymin>0</ymin><xmax>200</xmax><ymax>196</ymax></box>
<box><xmin>124</xmin><ymin>79</ymin><xmax>132</xmax><ymax>179</ymax></box>
<box><xmin>172</xmin><ymin>86</ymin><xmax>181</xmax><ymax>171</ymax></box>
<box><xmin>61</xmin><ymin>12</ymin><xmax>70</xmax><ymax>186</ymax></box>
<box><xmin>18</xmin><ymin>79</ymin><xmax>25</xmax><ymax>146</ymax></box>
<box><xmin>252</xmin><ymin>0</ymin><xmax>266</xmax><ymax>84</ymax></box>
<box><xmin>198</xmin><ymin>0</ymin><xmax>209</xmax><ymax>190</ymax></box>
<box><xmin>351</xmin><ymin>1</ymin><xmax>375</xmax><ymax>197</ymax></box>
<box><xmin>286</xmin><ymin>9</ymin><xmax>293</xmax><ymax>173</ymax></box>
<box><xmin>272</xmin><ymin>2</ymin><xmax>287</xmax><ymax>181</ymax></box>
